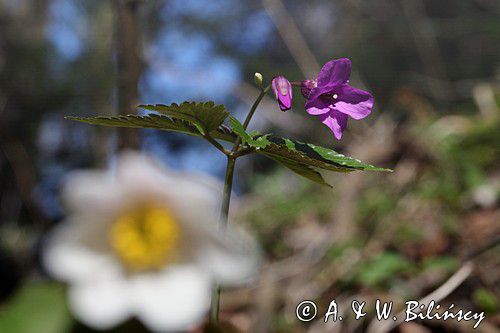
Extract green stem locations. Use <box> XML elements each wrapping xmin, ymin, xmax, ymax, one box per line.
<box><xmin>232</xmin><ymin>85</ymin><xmax>270</xmax><ymax>154</ymax></box>
<box><xmin>219</xmin><ymin>156</ymin><xmax>236</xmax><ymax>225</ymax></box>
<box><xmin>243</xmin><ymin>85</ymin><xmax>270</xmax><ymax>130</ymax></box>
<box><xmin>210</xmin><ymin>156</ymin><xmax>236</xmax><ymax>323</ymax></box>
<box><xmin>209</xmin><ymin>85</ymin><xmax>268</xmax><ymax>324</ymax></box>
<box><xmin>204</xmin><ymin>132</ymin><xmax>230</xmax><ymax>155</ymax></box>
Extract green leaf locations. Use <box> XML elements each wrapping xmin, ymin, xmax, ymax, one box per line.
<box><xmin>226</xmin><ymin>115</ymin><xmax>390</xmax><ymax>186</ymax></box>
<box><xmin>421</xmin><ymin>256</ymin><xmax>459</xmax><ymax>273</ymax></box>
<box><xmin>228</xmin><ymin>116</ymin><xmax>252</xmax><ymax>143</ymax></box>
<box><xmin>0</xmin><ymin>282</ymin><xmax>72</xmax><ymax>333</ymax></box>
<box><xmin>66</xmin><ymin>114</ymin><xmax>237</xmax><ymax>142</ymax></box>
<box><xmin>228</xmin><ymin>116</ymin><xmax>270</xmax><ymax>148</ymax></box>
<box><xmin>256</xmin><ymin>136</ymin><xmax>391</xmax><ymax>187</ymax></box>
<box><xmin>139</xmin><ymin>101</ymin><xmax>229</xmax><ymax>135</ymax></box>
<box><xmin>356</xmin><ymin>252</ymin><xmax>411</xmax><ymax>287</ymax></box>
<box><xmin>69</xmin><ymin>102</ymin><xmax>389</xmax><ymax>188</ymax></box>
<box><xmin>473</xmin><ymin>288</ymin><xmax>498</xmax><ymax>313</ymax></box>
<box><xmin>266</xmin><ymin>155</ymin><xmax>327</xmax><ymax>185</ymax></box>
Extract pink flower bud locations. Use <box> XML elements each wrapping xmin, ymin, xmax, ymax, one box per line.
<box><xmin>271</xmin><ymin>76</ymin><xmax>293</xmax><ymax>111</ymax></box>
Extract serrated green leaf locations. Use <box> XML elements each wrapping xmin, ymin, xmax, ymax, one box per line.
<box><xmin>228</xmin><ymin>116</ymin><xmax>271</xmax><ymax>149</ymax></box>
<box><xmin>252</xmin><ymin>135</ymin><xmax>272</xmax><ymax>148</ymax></box>
<box><xmin>226</xmin><ymin>116</ymin><xmax>389</xmax><ymax>186</ymax></box>
<box><xmin>68</xmin><ymin>101</ymin><xmax>389</xmax><ymax>188</ymax></box>
<box><xmin>273</xmin><ymin>158</ymin><xmax>327</xmax><ymax>185</ymax></box>
<box><xmin>139</xmin><ymin>101</ymin><xmax>229</xmax><ymax>135</ymax></box>
<box><xmin>228</xmin><ymin>116</ymin><xmax>252</xmax><ymax>144</ymax></box>
<box><xmin>256</xmin><ymin>136</ymin><xmax>391</xmax><ymax>187</ymax></box>
<box><xmin>0</xmin><ymin>282</ymin><xmax>72</xmax><ymax>333</ymax></box>
<box><xmin>66</xmin><ymin>114</ymin><xmax>237</xmax><ymax>142</ymax></box>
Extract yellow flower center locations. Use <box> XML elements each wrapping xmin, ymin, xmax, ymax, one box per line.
<box><xmin>109</xmin><ymin>205</ymin><xmax>181</xmax><ymax>272</ymax></box>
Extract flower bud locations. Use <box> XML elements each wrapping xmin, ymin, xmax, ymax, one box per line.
<box><xmin>271</xmin><ymin>76</ymin><xmax>293</xmax><ymax>111</ymax></box>
<box><xmin>254</xmin><ymin>72</ymin><xmax>263</xmax><ymax>88</ymax></box>
<box><xmin>300</xmin><ymin>79</ymin><xmax>317</xmax><ymax>99</ymax></box>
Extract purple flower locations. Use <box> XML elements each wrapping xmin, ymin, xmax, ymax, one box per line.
<box><xmin>271</xmin><ymin>76</ymin><xmax>293</xmax><ymax>111</ymax></box>
<box><xmin>300</xmin><ymin>79</ymin><xmax>317</xmax><ymax>99</ymax></box>
<box><xmin>301</xmin><ymin>58</ymin><xmax>373</xmax><ymax>140</ymax></box>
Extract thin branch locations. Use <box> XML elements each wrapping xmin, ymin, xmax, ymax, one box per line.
<box><xmin>400</xmin><ymin>0</ymin><xmax>455</xmax><ymax>102</ymax></box>
<box><xmin>113</xmin><ymin>0</ymin><xmax>143</xmax><ymax>150</ymax></box>
<box><xmin>243</xmin><ymin>85</ymin><xmax>270</xmax><ymax>130</ymax></box>
<box><xmin>203</xmin><ymin>133</ymin><xmax>230</xmax><ymax>155</ymax></box>
<box><xmin>231</xmin><ymin>85</ymin><xmax>270</xmax><ymax>155</ymax></box>
<box><xmin>234</xmin><ymin>147</ymin><xmax>256</xmax><ymax>158</ymax></box>
<box><xmin>366</xmin><ymin>262</ymin><xmax>474</xmax><ymax>333</ymax></box>
<box><xmin>210</xmin><ymin>156</ymin><xmax>237</xmax><ymax>322</ymax></box>
<box><xmin>262</xmin><ymin>0</ymin><xmax>320</xmax><ymax>78</ymax></box>
<box><xmin>368</xmin><ymin>236</ymin><xmax>499</xmax><ymax>333</ymax></box>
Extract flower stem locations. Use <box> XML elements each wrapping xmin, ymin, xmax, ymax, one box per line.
<box><xmin>242</xmin><ymin>85</ymin><xmax>270</xmax><ymax>130</ymax></box>
<box><xmin>231</xmin><ymin>85</ymin><xmax>270</xmax><ymax>156</ymax></box>
<box><xmin>203</xmin><ymin>132</ymin><xmax>230</xmax><ymax>155</ymax></box>
<box><xmin>209</xmin><ymin>85</ymin><xmax>268</xmax><ymax>324</ymax></box>
<box><xmin>219</xmin><ymin>156</ymin><xmax>236</xmax><ymax>225</ymax></box>
<box><xmin>210</xmin><ymin>155</ymin><xmax>236</xmax><ymax>323</ymax></box>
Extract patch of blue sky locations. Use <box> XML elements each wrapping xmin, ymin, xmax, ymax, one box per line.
<box><xmin>179</xmin><ymin>143</ymin><xmax>226</xmax><ymax>174</ymax></box>
<box><xmin>141</xmin><ymin>29</ymin><xmax>241</xmax><ymax>103</ymax></box>
<box><xmin>141</xmin><ymin>3</ymin><xmax>244</xmax><ymax>177</ymax></box>
<box><xmin>141</xmin><ymin>131</ymin><xmax>226</xmax><ymax>176</ymax></box>
<box><xmin>33</xmin><ymin>177</ymin><xmax>64</xmax><ymax>219</ymax></box>
<box><xmin>45</xmin><ymin>0</ymin><xmax>88</xmax><ymax>61</ymax></box>
<box><xmin>141</xmin><ymin>58</ymin><xmax>240</xmax><ymax>103</ymax></box>
<box><xmin>163</xmin><ymin>0</ymin><xmax>237</xmax><ymax>21</ymax></box>
<box><xmin>152</xmin><ymin>30</ymin><xmax>214</xmax><ymax>68</ymax></box>
<box><xmin>223</xmin><ymin>10</ymin><xmax>274</xmax><ymax>54</ymax></box>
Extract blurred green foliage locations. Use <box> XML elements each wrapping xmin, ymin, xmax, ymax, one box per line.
<box><xmin>0</xmin><ymin>282</ymin><xmax>71</xmax><ymax>333</ymax></box>
<box><xmin>473</xmin><ymin>288</ymin><xmax>498</xmax><ymax>314</ymax></box>
<box><xmin>355</xmin><ymin>252</ymin><xmax>412</xmax><ymax>288</ymax></box>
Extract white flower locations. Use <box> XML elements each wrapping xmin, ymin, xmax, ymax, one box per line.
<box><xmin>43</xmin><ymin>152</ymin><xmax>259</xmax><ymax>332</ymax></box>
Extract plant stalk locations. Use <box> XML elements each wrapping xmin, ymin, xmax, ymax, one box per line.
<box><xmin>232</xmin><ymin>85</ymin><xmax>270</xmax><ymax>154</ymax></box>
<box><xmin>219</xmin><ymin>156</ymin><xmax>236</xmax><ymax>226</ymax></box>
<box><xmin>209</xmin><ymin>84</ymin><xmax>268</xmax><ymax>324</ymax></box>
<box><xmin>209</xmin><ymin>155</ymin><xmax>236</xmax><ymax>323</ymax></box>
<box><xmin>243</xmin><ymin>85</ymin><xmax>270</xmax><ymax>130</ymax></box>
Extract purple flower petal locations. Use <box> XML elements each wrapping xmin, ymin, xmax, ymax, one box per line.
<box><xmin>319</xmin><ymin>110</ymin><xmax>348</xmax><ymax>140</ymax></box>
<box><xmin>305</xmin><ymin>96</ymin><xmax>331</xmax><ymax>115</ymax></box>
<box><xmin>305</xmin><ymin>84</ymin><xmax>340</xmax><ymax>111</ymax></box>
<box><xmin>317</xmin><ymin>58</ymin><xmax>352</xmax><ymax>87</ymax></box>
<box><xmin>304</xmin><ymin>87</ymin><xmax>325</xmax><ymax>109</ymax></box>
<box><xmin>271</xmin><ymin>76</ymin><xmax>293</xmax><ymax>111</ymax></box>
<box><xmin>334</xmin><ymin>85</ymin><xmax>373</xmax><ymax>120</ymax></box>
<box><xmin>307</xmin><ymin>106</ymin><xmax>331</xmax><ymax>115</ymax></box>
<box><xmin>299</xmin><ymin>58</ymin><xmax>374</xmax><ymax>140</ymax></box>
<box><xmin>300</xmin><ymin>79</ymin><xmax>317</xmax><ymax>99</ymax></box>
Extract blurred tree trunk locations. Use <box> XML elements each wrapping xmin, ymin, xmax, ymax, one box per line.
<box><xmin>113</xmin><ymin>0</ymin><xmax>143</xmax><ymax>150</ymax></box>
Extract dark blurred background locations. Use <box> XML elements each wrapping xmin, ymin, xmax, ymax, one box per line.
<box><xmin>0</xmin><ymin>0</ymin><xmax>498</xmax><ymax>332</ymax></box>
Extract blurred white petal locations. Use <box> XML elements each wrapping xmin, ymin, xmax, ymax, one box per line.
<box><xmin>43</xmin><ymin>221</ymin><xmax>120</xmax><ymax>282</ymax></box>
<box><xmin>62</xmin><ymin>170</ymin><xmax>122</xmax><ymax>215</ymax></box>
<box><xmin>196</xmin><ymin>227</ymin><xmax>260</xmax><ymax>286</ymax></box>
<box><xmin>131</xmin><ymin>265</ymin><xmax>211</xmax><ymax>332</ymax></box>
<box><xmin>69</xmin><ymin>279</ymin><xmax>131</xmax><ymax>330</ymax></box>
<box><xmin>117</xmin><ymin>151</ymin><xmax>222</xmax><ymax>223</ymax></box>
<box><xmin>43</xmin><ymin>151</ymin><xmax>260</xmax><ymax>331</ymax></box>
